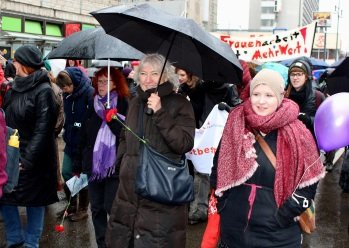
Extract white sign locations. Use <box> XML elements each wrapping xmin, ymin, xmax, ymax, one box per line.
<box><xmin>66</xmin><ymin>174</ymin><xmax>88</xmax><ymax>197</ymax></box>
<box><xmin>186</xmin><ymin>105</ymin><xmax>229</xmax><ymax>174</ymax></box>
<box><xmin>213</xmin><ymin>22</ymin><xmax>317</xmax><ymax>62</ymax></box>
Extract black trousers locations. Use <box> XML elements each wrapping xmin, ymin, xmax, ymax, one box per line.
<box><xmin>88</xmin><ymin>176</ymin><xmax>118</xmax><ymax>248</ymax></box>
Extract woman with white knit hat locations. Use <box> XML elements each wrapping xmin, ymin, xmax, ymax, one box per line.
<box><xmin>207</xmin><ymin>68</ymin><xmax>325</xmax><ymax>247</ymax></box>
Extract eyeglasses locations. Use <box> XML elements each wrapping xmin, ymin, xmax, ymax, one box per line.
<box><xmin>97</xmin><ymin>79</ymin><xmax>113</xmax><ymax>85</ymax></box>
<box><xmin>290</xmin><ymin>72</ymin><xmax>305</xmax><ymax>78</ymax></box>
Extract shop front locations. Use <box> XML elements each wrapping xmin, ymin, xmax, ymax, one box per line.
<box><xmin>0</xmin><ymin>14</ymin><xmax>95</xmax><ymax>60</ymax></box>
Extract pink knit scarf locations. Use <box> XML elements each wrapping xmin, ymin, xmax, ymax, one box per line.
<box><xmin>216</xmin><ymin>98</ymin><xmax>325</xmax><ymax>207</ymax></box>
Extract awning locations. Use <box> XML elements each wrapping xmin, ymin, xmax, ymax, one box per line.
<box><xmin>0</xmin><ymin>31</ymin><xmax>63</xmax><ymax>43</ymax></box>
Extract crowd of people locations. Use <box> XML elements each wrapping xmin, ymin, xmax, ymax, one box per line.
<box><xmin>0</xmin><ymin>44</ymin><xmax>346</xmax><ymax>248</ymax></box>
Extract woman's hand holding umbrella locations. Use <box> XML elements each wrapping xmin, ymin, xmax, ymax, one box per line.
<box><xmin>147</xmin><ymin>93</ymin><xmax>161</xmax><ymax>113</ymax></box>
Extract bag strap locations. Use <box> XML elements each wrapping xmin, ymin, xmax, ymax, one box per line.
<box><xmin>253</xmin><ymin>130</ymin><xmax>276</xmax><ymax>169</ymax></box>
<box><xmin>138</xmin><ymin>102</ymin><xmax>145</xmax><ymax>139</ymax></box>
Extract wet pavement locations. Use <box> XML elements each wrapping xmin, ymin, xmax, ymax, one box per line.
<box><xmin>1</xmin><ymin>137</ymin><xmax>349</xmax><ymax>247</ymax></box>
<box><xmin>302</xmin><ymin>152</ymin><xmax>349</xmax><ymax>248</ymax></box>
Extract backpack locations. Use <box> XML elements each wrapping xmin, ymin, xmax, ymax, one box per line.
<box><xmin>3</xmin><ymin>126</ymin><xmax>20</xmax><ymax>193</ymax></box>
<box><xmin>315</xmin><ymin>90</ymin><xmax>325</xmax><ymax>109</ymax></box>
<box><xmin>0</xmin><ymin>109</ymin><xmax>20</xmax><ymax>195</ymax></box>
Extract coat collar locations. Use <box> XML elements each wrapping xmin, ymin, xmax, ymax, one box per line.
<box><xmin>137</xmin><ymin>81</ymin><xmax>174</xmax><ymax>102</ymax></box>
<box><xmin>12</xmin><ymin>69</ymin><xmax>49</xmax><ymax>93</ymax></box>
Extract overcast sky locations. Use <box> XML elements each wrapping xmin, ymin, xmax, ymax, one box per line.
<box><xmin>217</xmin><ymin>0</ymin><xmax>349</xmax><ymax>52</ymax></box>
<box><xmin>319</xmin><ymin>0</ymin><xmax>349</xmax><ymax>52</ymax></box>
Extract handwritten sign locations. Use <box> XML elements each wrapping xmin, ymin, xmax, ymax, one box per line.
<box><xmin>213</xmin><ymin>22</ymin><xmax>317</xmax><ymax>62</ymax></box>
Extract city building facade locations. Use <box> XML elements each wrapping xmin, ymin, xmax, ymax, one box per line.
<box><xmin>0</xmin><ymin>0</ymin><xmax>217</xmax><ymax>60</ymax></box>
<box><xmin>218</xmin><ymin>0</ymin><xmax>319</xmax><ymax>31</ymax></box>
<box><xmin>217</xmin><ymin>0</ymin><xmax>341</xmax><ymax>61</ymax></box>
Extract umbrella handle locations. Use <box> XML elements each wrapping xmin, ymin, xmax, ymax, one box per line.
<box><xmin>145</xmin><ymin>107</ymin><xmax>154</xmax><ymax>115</ymax></box>
<box><xmin>145</xmin><ymin>32</ymin><xmax>177</xmax><ymax>116</ymax></box>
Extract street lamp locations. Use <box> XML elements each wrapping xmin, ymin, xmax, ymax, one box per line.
<box><xmin>298</xmin><ymin>0</ymin><xmax>303</xmax><ymax>27</ymax></box>
<box><xmin>335</xmin><ymin>0</ymin><xmax>343</xmax><ymax>61</ymax></box>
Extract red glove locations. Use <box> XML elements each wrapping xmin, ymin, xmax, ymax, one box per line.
<box><xmin>105</xmin><ymin>108</ymin><xmax>118</xmax><ymax>122</ymax></box>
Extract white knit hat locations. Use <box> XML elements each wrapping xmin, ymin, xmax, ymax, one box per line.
<box><xmin>250</xmin><ymin>68</ymin><xmax>285</xmax><ymax>106</ymax></box>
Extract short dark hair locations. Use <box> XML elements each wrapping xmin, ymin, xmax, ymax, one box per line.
<box><xmin>56</xmin><ymin>71</ymin><xmax>73</xmax><ymax>88</ymax></box>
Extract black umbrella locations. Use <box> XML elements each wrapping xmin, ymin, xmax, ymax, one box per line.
<box><xmin>329</xmin><ymin>57</ymin><xmax>346</xmax><ymax>68</ymax></box>
<box><xmin>329</xmin><ymin>57</ymin><xmax>349</xmax><ymax>78</ymax></box>
<box><xmin>91</xmin><ymin>3</ymin><xmax>242</xmax><ymax>83</ymax></box>
<box><xmin>46</xmin><ymin>27</ymin><xmax>144</xmax><ymax>60</ymax></box>
<box><xmin>46</xmin><ymin>28</ymin><xmax>144</xmax><ymax>109</ymax></box>
<box><xmin>326</xmin><ymin>57</ymin><xmax>349</xmax><ymax>95</ymax></box>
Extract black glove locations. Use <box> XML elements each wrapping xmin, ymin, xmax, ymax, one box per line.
<box><xmin>72</xmin><ymin>160</ymin><xmax>82</xmax><ymax>175</ymax></box>
<box><xmin>218</xmin><ymin>102</ymin><xmax>231</xmax><ymax>112</ymax></box>
<box><xmin>298</xmin><ymin>113</ymin><xmax>311</xmax><ymax>127</ymax></box>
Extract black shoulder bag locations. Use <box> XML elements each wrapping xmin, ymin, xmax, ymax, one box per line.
<box><xmin>135</xmin><ymin>104</ymin><xmax>194</xmax><ymax>205</ymax></box>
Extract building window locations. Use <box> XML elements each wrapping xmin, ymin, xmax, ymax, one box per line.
<box><xmin>261</xmin><ymin>19</ymin><xmax>274</xmax><ymax>27</ymax></box>
<box><xmin>2</xmin><ymin>16</ymin><xmax>22</xmax><ymax>32</ymax></box>
<box><xmin>82</xmin><ymin>24</ymin><xmax>96</xmax><ymax>31</ymax></box>
<box><xmin>46</xmin><ymin>23</ymin><xmax>63</xmax><ymax>37</ymax></box>
<box><xmin>25</xmin><ymin>20</ymin><xmax>43</xmax><ymax>34</ymax></box>
<box><xmin>261</xmin><ymin>6</ymin><xmax>274</xmax><ymax>14</ymax></box>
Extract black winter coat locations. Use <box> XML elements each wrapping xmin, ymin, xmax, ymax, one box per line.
<box><xmin>288</xmin><ymin>82</ymin><xmax>317</xmax><ymax>136</ymax></box>
<box><xmin>0</xmin><ymin>70</ymin><xmax>58</xmax><ymax>206</ymax></box>
<box><xmin>73</xmin><ymin>96</ymin><xmax>128</xmax><ymax>177</ymax></box>
<box><xmin>179</xmin><ymin>81</ymin><xmax>241</xmax><ymax>128</ymax></box>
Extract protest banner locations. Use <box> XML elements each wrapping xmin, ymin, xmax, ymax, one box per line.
<box><xmin>186</xmin><ymin>105</ymin><xmax>229</xmax><ymax>174</ymax></box>
<box><xmin>213</xmin><ymin>22</ymin><xmax>317</xmax><ymax>62</ymax></box>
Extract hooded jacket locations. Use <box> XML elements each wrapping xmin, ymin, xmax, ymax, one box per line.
<box><xmin>62</xmin><ymin>67</ymin><xmax>94</xmax><ymax>157</ymax></box>
<box><xmin>287</xmin><ymin>80</ymin><xmax>317</xmax><ymax>135</ymax></box>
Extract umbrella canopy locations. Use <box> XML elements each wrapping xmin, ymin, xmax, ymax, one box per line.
<box><xmin>279</xmin><ymin>57</ymin><xmax>329</xmax><ymax>70</ymax></box>
<box><xmin>46</xmin><ymin>27</ymin><xmax>144</xmax><ymax>61</ymax></box>
<box><xmin>91</xmin><ymin>60</ymin><xmax>123</xmax><ymax>68</ymax></box>
<box><xmin>329</xmin><ymin>57</ymin><xmax>347</xmax><ymax>68</ymax></box>
<box><xmin>91</xmin><ymin>3</ymin><xmax>242</xmax><ymax>83</ymax></box>
<box><xmin>326</xmin><ymin>57</ymin><xmax>349</xmax><ymax>95</ymax></box>
<box><xmin>329</xmin><ymin>57</ymin><xmax>349</xmax><ymax>78</ymax></box>
<box><xmin>86</xmin><ymin>67</ymin><xmax>98</xmax><ymax>78</ymax></box>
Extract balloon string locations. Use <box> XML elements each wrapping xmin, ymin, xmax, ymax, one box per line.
<box><xmin>292</xmin><ymin>150</ymin><xmax>325</xmax><ymax>194</ymax></box>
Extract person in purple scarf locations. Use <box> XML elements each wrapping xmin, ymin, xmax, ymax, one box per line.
<box><xmin>73</xmin><ymin>66</ymin><xmax>129</xmax><ymax>248</ymax></box>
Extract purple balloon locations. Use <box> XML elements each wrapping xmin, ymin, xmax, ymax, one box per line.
<box><xmin>314</xmin><ymin>92</ymin><xmax>349</xmax><ymax>151</ymax></box>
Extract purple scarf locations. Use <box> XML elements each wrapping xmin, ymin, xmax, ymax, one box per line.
<box><xmin>91</xmin><ymin>92</ymin><xmax>118</xmax><ymax>181</ymax></box>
